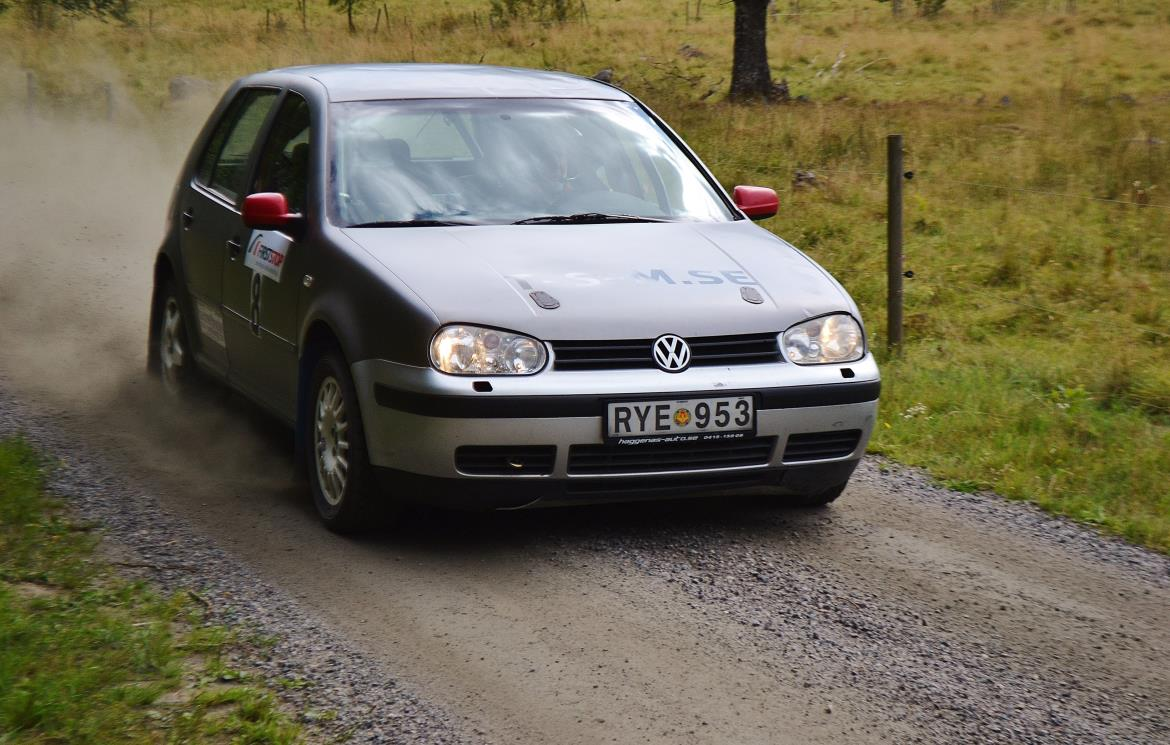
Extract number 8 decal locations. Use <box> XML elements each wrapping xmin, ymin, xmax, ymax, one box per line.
<box><xmin>250</xmin><ymin>272</ymin><xmax>262</xmax><ymax>335</ymax></box>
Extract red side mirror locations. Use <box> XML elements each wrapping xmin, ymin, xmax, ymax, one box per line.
<box><xmin>243</xmin><ymin>192</ymin><xmax>298</xmax><ymax>230</ymax></box>
<box><xmin>733</xmin><ymin>185</ymin><xmax>778</xmax><ymax>220</ymax></box>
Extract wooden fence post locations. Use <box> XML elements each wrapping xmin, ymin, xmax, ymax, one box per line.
<box><xmin>887</xmin><ymin>134</ymin><xmax>905</xmax><ymax>355</ymax></box>
<box><xmin>26</xmin><ymin>71</ymin><xmax>36</xmax><ymax>116</ymax></box>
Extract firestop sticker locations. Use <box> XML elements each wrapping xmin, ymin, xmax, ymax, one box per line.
<box><xmin>244</xmin><ymin>230</ymin><xmax>291</xmax><ymax>283</ymax></box>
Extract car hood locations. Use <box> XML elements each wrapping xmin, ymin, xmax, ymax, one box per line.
<box><xmin>341</xmin><ymin>221</ymin><xmax>856</xmax><ymax>340</ymax></box>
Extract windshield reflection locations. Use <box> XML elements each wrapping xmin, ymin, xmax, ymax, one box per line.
<box><xmin>330</xmin><ymin>98</ymin><xmax>734</xmax><ymax>226</ymax></box>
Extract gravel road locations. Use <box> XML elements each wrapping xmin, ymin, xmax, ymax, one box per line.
<box><xmin>2</xmin><ymin>108</ymin><xmax>1169</xmax><ymax>744</ymax></box>
<box><xmin>2</xmin><ymin>381</ymin><xmax>1168</xmax><ymax>745</ymax></box>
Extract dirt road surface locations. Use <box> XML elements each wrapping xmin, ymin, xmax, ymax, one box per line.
<box><xmin>1</xmin><ymin>107</ymin><xmax>1168</xmax><ymax>744</ymax></box>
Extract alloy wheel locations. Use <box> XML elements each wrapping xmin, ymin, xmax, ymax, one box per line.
<box><xmin>315</xmin><ymin>376</ymin><xmax>351</xmax><ymax>507</ymax></box>
<box><xmin>159</xmin><ymin>297</ymin><xmax>186</xmax><ymax>394</ymax></box>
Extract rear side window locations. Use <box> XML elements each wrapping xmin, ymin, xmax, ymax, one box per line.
<box><xmin>195</xmin><ymin>88</ymin><xmax>278</xmax><ymax>203</ymax></box>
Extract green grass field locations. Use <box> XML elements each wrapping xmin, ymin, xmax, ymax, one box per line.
<box><xmin>1</xmin><ymin>0</ymin><xmax>1168</xmax><ymax>549</ymax></box>
<box><xmin>0</xmin><ymin>438</ymin><xmax>303</xmax><ymax>743</ymax></box>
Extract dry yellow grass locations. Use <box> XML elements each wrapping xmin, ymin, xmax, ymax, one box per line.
<box><xmin>2</xmin><ymin>0</ymin><xmax>1169</xmax><ymax>110</ymax></box>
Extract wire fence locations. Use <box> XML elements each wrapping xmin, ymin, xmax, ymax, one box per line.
<box><xmin>21</xmin><ymin>71</ymin><xmax>1166</xmax><ymax>214</ymax></box>
<box><xmin>912</xmin><ymin>172</ymin><xmax>1170</xmax><ymax>211</ymax></box>
<box><xmin>18</xmin><ymin>69</ymin><xmax>1168</xmax><ymax>343</ymax></box>
<box><xmin>709</xmin><ymin>157</ymin><xmax>1169</xmax><ymax>210</ymax></box>
<box><xmin>710</xmin><ymin>146</ymin><xmax>1170</xmax><ymax>354</ymax></box>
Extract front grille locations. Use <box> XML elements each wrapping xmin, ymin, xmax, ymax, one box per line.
<box><xmin>550</xmin><ymin>332</ymin><xmax>782</xmax><ymax>371</ymax></box>
<box><xmin>455</xmin><ymin>445</ymin><xmax>556</xmax><ymax>476</ymax></box>
<box><xmin>782</xmin><ymin>430</ymin><xmax>862</xmax><ymax>462</ymax></box>
<box><xmin>567</xmin><ymin>437</ymin><xmax>777</xmax><ymax>476</ymax></box>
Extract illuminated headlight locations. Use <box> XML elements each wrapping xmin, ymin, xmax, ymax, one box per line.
<box><xmin>430</xmin><ymin>325</ymin><xmax>548</xmax><ymax>375</ymax></box>
<box><xmin>782</xmin><ymin>314</ymin><xmax>864</xmax><ymax>365</ymax></box>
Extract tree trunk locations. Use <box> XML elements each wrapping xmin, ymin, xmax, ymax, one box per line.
<box><xmin>27</xmin><ymin>0</ymin><xmax>47</xmax><ymax>29</ymax></box>
<box><xmin>729</xmin><ymin>0</ymin><xmax>774</xmax><ymax>102</ymax></box>
<box><xmin>347</xmin><ymin>2</ymin><xmax>356</xmax><ymax>33</ymax></box>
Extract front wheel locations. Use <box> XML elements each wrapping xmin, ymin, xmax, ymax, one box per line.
<box><xmin>305</xmin><ymin>349</ymin><xmax>391</xmax><ymax>532</ymax></box>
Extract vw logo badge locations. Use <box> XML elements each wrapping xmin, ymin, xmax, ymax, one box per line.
<box><xmin>653</xmin><ymin>334</ymin><xmax>691</xmax><ymax>373</ymax></box>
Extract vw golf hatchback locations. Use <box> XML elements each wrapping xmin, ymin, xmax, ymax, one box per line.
<box><xmin>148</xmin><ymin>64</ymin><xmax>880</xmax><ymax>531</ymax></box>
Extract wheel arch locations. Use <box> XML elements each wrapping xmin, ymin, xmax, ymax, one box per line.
<box><xmin>295</xmin><ymin>318</ymin><xmax>348</xmax><ymax>469</ymax></box>
<box><xmin>146</xmin><ymin>253</ymin><xmax>177</xmax><ymax>375</ymax></box>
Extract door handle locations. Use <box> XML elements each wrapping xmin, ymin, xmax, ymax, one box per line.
<box><xmin>181</xmin><ymin>210</ymin><xmax>194</xmax><ymax>229</ymax></box>
<box><xmin>227</xmin><ymin>239</ymin><xmax>242</xmax><ymax>260</ymax></box>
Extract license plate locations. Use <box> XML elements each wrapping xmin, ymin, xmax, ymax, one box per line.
<box><xmin>606</xmin><ymin>396</ymin><xmax>755</xmax><ymax>444</ymax></box>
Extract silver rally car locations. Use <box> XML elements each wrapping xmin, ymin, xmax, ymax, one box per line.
<box><xmin>148</xmin><ymin>63</ymin><xmax>880</xmax><ymax>531</ymax></box>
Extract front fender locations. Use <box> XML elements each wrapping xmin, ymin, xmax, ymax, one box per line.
<box><xmin>294</xmin><ymin>233</ymin><xmax>440</xmax><ymax>464</ymax></box>
<box><xmin>298</xmin><ymin>230</ymin><xmax>440</xmax><ymax>367</ymax></box>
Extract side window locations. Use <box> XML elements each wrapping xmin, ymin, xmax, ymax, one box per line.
<box><xmin>252</xmin><ymin>92</ymin><xmax>312</xmax><ymax>214</ymax></box>
<box><xmin>195</xmin><ymin>88</ymin><xmax>278</xmax><ymax>204</ymax></box>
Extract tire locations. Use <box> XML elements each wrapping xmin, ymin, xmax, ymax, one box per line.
<box><xmin>788</xmin><ymin>481</ymin><xmax>848</xmax><ymax>509</ymax></box>
<box><xmin>155</xmin><ymin>280</ymin><xmax>202</xmax><ymax>397</ymax></box>
<box><xmin>304</xmin><ymin>348</ymin><xmax>389</xmax><ymax>533</ymax></box>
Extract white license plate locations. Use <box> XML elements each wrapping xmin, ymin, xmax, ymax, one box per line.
<box><xmin>606</xmin><ymin>396</ymin><xmax>755</xmax><ymax>443</ymax></box>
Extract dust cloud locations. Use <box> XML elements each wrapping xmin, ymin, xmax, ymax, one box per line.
<box><xmin>0</xmin><ymin>78</ymin><xmax>299</xmax><ymax>493</ymax></box>
<box><xmin>0</xmin><ymin>111</ymin><xmax>175</xmax><ymax>403</ymax></box>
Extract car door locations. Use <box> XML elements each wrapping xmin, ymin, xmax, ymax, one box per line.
<box><xmin>221</xmin><ymin>90</ymin><xmax>312</xmax><ymax>419</ymax></box>
<box><xmin>179</xmin><ymin>87</ymin><xmax>279</xmax><ymax>377</ymax></box>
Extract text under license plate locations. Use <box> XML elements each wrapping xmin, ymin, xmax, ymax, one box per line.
<box><xmin>606</xmin><ymin>396</ymin><xmax>755</xmax><ymax>444</ymax></box>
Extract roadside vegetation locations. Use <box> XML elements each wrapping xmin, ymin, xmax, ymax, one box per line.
<box><xmin>0</xmin><ymin>0</ymin><xmax>1168</xmax><ymax>550</ymax></box>
<box><xmin>0</xmin><ymin>437</ymin><xmax>303</xmax><ymax>744</ymax></box>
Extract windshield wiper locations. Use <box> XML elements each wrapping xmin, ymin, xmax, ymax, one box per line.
<box><xmin>512</xmin><ymin>213</ymin><xmax>668</xmax><ymax>225</ymax></box>
<box><xmin>346</xmin><ymin>219</ymin><xmax>479</xmax><ymax>228</ymax></box>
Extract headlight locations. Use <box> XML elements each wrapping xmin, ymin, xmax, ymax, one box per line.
<box><xmin>430</xmin><ymin>325</ymin><xmax>548</xmax><ymax>375</ymax></box>
<box><xmin>782</xmin><ymin>314</ymin><xmax>864</xmax><ymax>365</ymax></box>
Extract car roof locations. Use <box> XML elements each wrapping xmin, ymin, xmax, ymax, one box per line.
<box><xmin>258</xmin><ymin>63</ymin><xmax>632</xmax><ymax>103</ymax></box>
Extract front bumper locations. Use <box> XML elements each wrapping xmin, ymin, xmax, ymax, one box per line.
<box><xmin>352</xmin><ymin>355</ymin><xmax>879</xmax><ymax>506</ymax></box>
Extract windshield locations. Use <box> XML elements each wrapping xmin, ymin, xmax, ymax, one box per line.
<box><xmin>330</xmin><ymin>98</ymin><xmax>735</xmax><ymax>226</ymax></box>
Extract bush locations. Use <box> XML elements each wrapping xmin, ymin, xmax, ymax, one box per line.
<box><xmin>0</xmin><ymin>0</ymin><xmax>131</xmax><ymax>28</ymax></box>
<box><xmin>489</xmin><ymin>0</ymin><xmax>582</xmax><ymax>26</ymax></box>
<box><xmin>915</xmin><ymin>0</ymin><xmax>946</xmax><ymax>17</ymax></box>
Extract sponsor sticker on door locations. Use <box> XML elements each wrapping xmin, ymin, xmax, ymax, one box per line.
<box><xmin>194</xmin><ymin>298</ymin><xmax>225</xmax><ymax>348</ymax></box>
<box><xmin>244</xmin><ymin>230</ymin><xmax>291</xmax><ymax>283</ymax></box>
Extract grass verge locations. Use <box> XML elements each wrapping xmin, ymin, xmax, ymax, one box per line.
<box><xmin>0</xmin><ymin>436</ymin><xmax>303</xmax><ymax>744</ymax></box>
